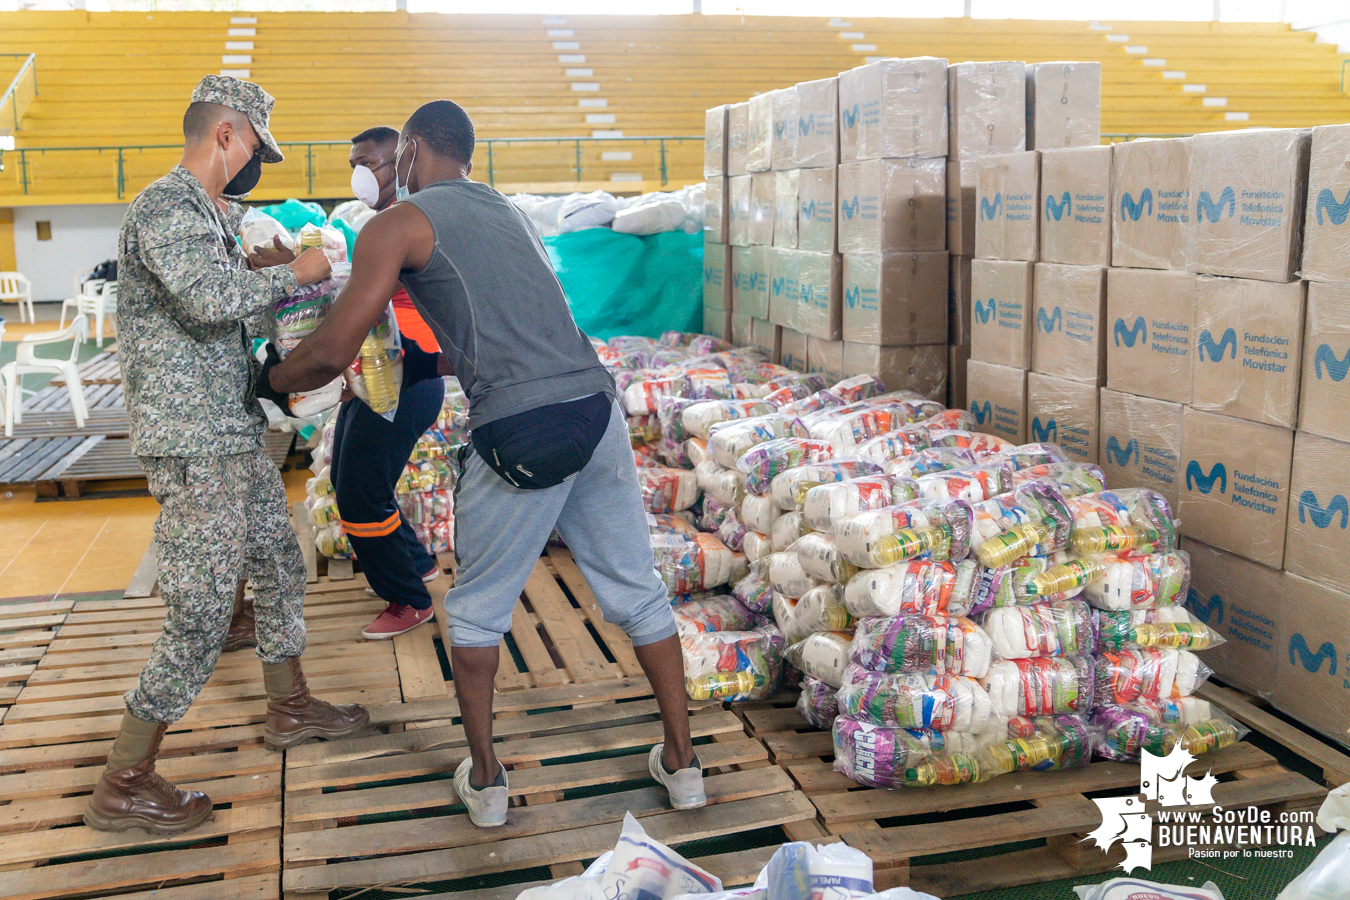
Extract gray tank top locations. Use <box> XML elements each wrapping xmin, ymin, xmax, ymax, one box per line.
<box><xmin>400</xmin><ymin>179</ymin><xmax>615</xmax><ymax>428</ymax></box>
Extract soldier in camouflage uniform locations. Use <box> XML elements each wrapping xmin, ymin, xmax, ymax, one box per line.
<box><xmin>83</xmin><ymin>76</ymin><xmax>369</xmax><ymax>836</ymax></box>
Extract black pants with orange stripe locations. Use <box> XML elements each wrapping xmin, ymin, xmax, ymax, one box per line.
<box><xmin>330</xmin><ymin>376</ymin><xmax>445</xmax><ymax>611</ymax></box>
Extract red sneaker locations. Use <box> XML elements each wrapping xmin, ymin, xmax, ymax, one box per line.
<box><xmin>361</xmin><ymin>604</ymin><xmax>435</xmax><ymax>641</ymax></box>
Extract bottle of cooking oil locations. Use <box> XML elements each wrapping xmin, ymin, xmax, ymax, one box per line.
<box><xmin>360</xmin><ymin>334</ymin><xmax>398</xmax><ymax>414</ymax></box>
<box><xmin>870</xmin><ymin>525</ymin><xmax>948</xmax><ymax>566</ymax></box>
<box><xmin>1029</xmin><ymin>558</ymin><xmax>1106</xmax><ymax>597</ymax></box>
<box><xmin>1070</xmin><ymin>524</ymin><xmax>1161</xmax><ymax>556</ymax></box>
<box><xmin>976</xmin><ymin>522</ymin><xmax>1051</xmax><ymax>568</ymax></box>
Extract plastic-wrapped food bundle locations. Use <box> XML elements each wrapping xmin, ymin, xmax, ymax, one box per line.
<box><xmin>837</xmin><ymin>665</ymin><xmax>998</xmax><ymax>732</ymax></box>
<box><xmin>928</xmin><ymin>430</ymin><xmax>1015</xmax><ymax>458</ymax></box>
<box><xmin>396</xmin><ymin>458</ymin><xmax>455</xmax><ymax>494</ymax></box>
<box><xmin>780</xmin><ymin>583</ymin><xmax>852</xmax><ymax>643</ymax></box>
<box><xmin>345</xmin><ymin>303</ymin><xmax>404</xmax><ymax>419</ymax></box>
<box><xmin>768</xmin><ymin>550</ymin><xmax>817</xmax><ymax>599</ymax></box>
<box><xmin>830</xmin><ymin>374</ymin><xmax>888</xmax><ymax>404</ymax></box>
<box><xmin>654</xmin><ymin>532</ymin><xmax>748</xmax><ymax>595</ymax></box>
<box><xmin>674</xmin><ymin>595</ymin><xmax>763</xmax><ymax>635</ymax></box>
<box><xmin>239</xmin><ymin>208</ymin><xmax>297</xmax><ymax>256</ymax></box>
<box><xmin>638</xmin><ymin>466</ymin><xmax>701</xmax><ymax>512</ymax></box>
<box><xmin>622</xmin><ymin>373</ymin><xmax>691</xmax><ymax>416</ymax></box>
<box><xmin>770</xmin><ymin>458</ymin><xmax>885</xmax><ymax>511</ymax></box>
<box><xmin>832</xmin><ymin>716</ymin><xmax>990</xmax><ymax>788</ymax></box>
<box><xmin>309</xmin><ymin>496</ymin><xmax>340</xmax><ymax>528</ymax></box>
<box><xmin>854</xmin><ymin>426</ymin><xmax>934</xmax><ymax>465</ymax></box>
<box><xmin>801</xmin><ymin>474</ymin><xmax>921</xmax><ymax>533</ymax></box>
<box><xmin>780</xmin><ymin>389</ymin><xmax>848</xmax><ymax>417</ymax></box>
<box><xmin>792</xmin><ymin>532</ymin><xmax>858</xmax><ymax>585</ymax></box>
<box><xmin>398</xmin><ymin>487</ymin><xmax>453</xmax><ymax>527</ymax></box>
<box><xmin>1006</xmin><ymin>714</ymin><xmax>1094</xmax><ymax>771</ymax></box>
<box><xmin>1030</xmin><ymin>550</ymin><xmax>1190</xmax><ymax>610</ymax></box>
<box><xmin>1067</xmin><ymin>489</ymin><xmax>1179</xmax><ymax>556</ymax></box>
<box><xmin>785</xmin><ymin>631</ymin><xmax>853</xmax><ymax>688</ymax></box>
<box><xmin>843</xmin><ymin>559</ymin><xmax>979</xmax><ymax>619</ymax></box>
<box><xmin>797</xmin><ymin>676</ymin><xmax>840</xmax><ymax>729</ymax></box>
<box><xmin>916</xmin><ymin>408</ymin><xmax>978</xmax><ymax>434</ymax></box>
<box><xmin>1093</xmin><ymin>703</ymin><xmax>1245</xmax><ymax>762</ymax></box>
<box><xmin>681</xmin><ymin>626</ymin><xmax>785</xmax><ymax>701</ymax></box>
<box><xmin>684</xmin><ymin>437</ymin><xmax>712</xmax><ymax>468</ymax></box>
<box><xmin>848</xmin><ymin>615</ymin><xmax>994</xmax><ymax>678</ymax></box>
<box><xmin>1011</xmin><ymin>462</ymin><xmax>1108</xmax><ymax>497</ymax></box>
<box><xmin>629</xmin><ymin>416</ymin><xmax>661</xmax><ymax>448</ymax></box>
<box><xmin>716</xmin><ymin>511</ymin><xmax>748</xmax><ymax>551</ymax></box>
<box><xmin>1093</xmin><ymin>607</ymin><xmax>1225</xmax><ymax>652</ymax></box>
<box><xmin>772</xmin><ymin>511</ymin><xmax>810</xmax><ymax>552</ymax></box>
<box><xmin>732</xmin><ymin>558</ymin><xmax>773</xmax><ymax>614</ymax></box>
<box><xmin>993</xmin><ymin>442</ymin><xmax>1069</xmax><ymax>471</ymax></box>
<box><xmin>969</xmin><ymin>552</ymin><xmax>1085</xmax><ymax>614</ymax></box>
<box><xmin>835</xmin><ymin>499</ymin><xmax>975</xmax><ymax>568</ymax></box>
<box><xmin>915</xmin><ymin>462</ymin><xmax>1014</xmax><ymax>502</ymax></box>
<box><xmin>886</xmin><ymin>446</ymin><xmax>978</xmax><ymax>478</ymax></box>
<box><xmin>683</xmin><ymin>399</ymin><xmax>777</xmax><ymax>440</ymax></box>
<box><xmin>656</xmin><ymin>395</ymin><xmax>699</xmax><ymax>443</ymax></box>
<box><xmin>697</xmin><ymin>494</ymin><xmax>732</xmax><ymax>532</ymax></box>
<box><xmin>708</xmin><ymin>415</ymin><xmax>809</xmax><ymax>469</ymax></box>
<box><xmin>737</xmin><ymin>438</ymin><xmax>835</xmax><ymax>495</ymax></box>
<box><xmin>980</xmin><ymin>599</ymin><xmax>1094</xmax><ymax>659</ymax></box>
<box><xmin>969</xmin><ymin>482</ymin><xmax>1074</xmax><ymax>568</ymax></box>
<box><xmin>1093</xmin><ymin>648</ymin><xmax>1212</xmax><ymax>706</ymax></box>
<box><xmin>695</xmin><ymin>460</ymin><xmax>746</xmax><ymax>509</ymax></box>
<box><xmin>742</xmin><ymin>530</ymin><xmax>774</xmax><ymax>562</ymax></box>
<box><xmin>649</xmin><ymin>512</ymin><xmax>698</xmax><ymax>537</ymax></box>
<box><xmin>740</xmin><ymin>492</ymin><xmax>782</xmax><ymax>534</ymax></box>
<box><xmin>984</xmin><ymin>656</ymin><xmax>1096</xmax><ymax>717</ymax></box>
<box><xmin>688</xmin><ymin>334</ymin><xmax>733</xmax><ymax>355</ymax></box>
<box><xmin>807</xmin><ymin>406</ymin><xmax>914</xmax><ymax>454</ymax></box>
<box><xmin>316</xmin><ymin>522</ymin><xmax>353</xmax><ymax>559</ymax></box>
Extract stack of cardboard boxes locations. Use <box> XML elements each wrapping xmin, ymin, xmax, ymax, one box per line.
<box><xmin>964</xmin><ymin>123</ymin><xmax>1350</xmax><ymax>747</ymax></box>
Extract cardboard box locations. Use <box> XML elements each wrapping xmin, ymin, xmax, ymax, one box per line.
<box><xmin>704</xmin><ymin>175</ymin><xmax>728</xmax><ymax>244</ymax></box>
<box><xmin>798</xmin><ymin>166</ymin><xmax>838</xmax><ymax>254</ymax></box>
<box><xmin>1273</xmin><ymin>573</ymin><xmax>1350</xmax><ymax>746</ymax></box>
<box><xmin>747</xmin><ymin>92</ymin><xmax>774</xmax><ymax>174</ymax></box>
<box><xmin>1301</xmin><ymin>123</ymin><xmax>1350</xmax><ymax>284</ymax></box>
<box><xmin>807</xmin><ymin>337</ymin><xmax>845</xmax><ymax>381</ymax></box>
<box><xmin>768</xmin><ymin>247</ymin><xmax>800</xmax><ymax>330</ymax></box>
<box><xmin>749</xmin><ymin>172</ymin><xmax>776</xmax><ymax>245</ymax></box>
<box><xmin>793</xmin><ymin>77</ymin><xmax>839</xmax><ymax>169</ymax></box>
<box><xmin>948</xmin><ymin>343</ymin><xmax>971</xmax><ymax>411</ymax></box>
<box><xmin>750</xmin><ymin>317</ymin><xmax>782</xmax><ymax>361</ymax></box>
<box><xmin>1190</xmin><ymin>275</ymin><xmax>1306</xmax><ymax>428</ymax></box>
<box><xmin>731</xmin><ymin>312</ymin><xmax>753</xmax><ymax>348</ymax></box>
<box><xmin>1025</xmin><ymin>62</ymin><xmax>1101</xmax><ymax>150</ymax></box>
<box><xmin>949</xmin><ymin>254</ymin><xmax>972</xmax><ymax>347</ymax></box>
<box><xmin>732</xmin><ymin>245</ymin><xmax>771</xmax><ymax>319</ymax></box>
<box><xmin>946</xmin><ymin>159</ymin><xmax>978</xmax><ymax>257</ymax></box>
<box><xmin>1181</xmin><ymin>538</ymin><xmax>1282</xmax><ymax>701</ymax></box>
<box><xmin>1030</xmin><ymin>263</ymin><xmax>1106</xmax><ymax>385</ymax></box>
<box><xmin>1179</xmin><ymin>407</ymin><xmax>1293</xmax><ymax>568</ymax></box>
<box><xmin>1286</xmin><ymin>430</ymin><xmax>1350</xmax><ymax>594</ymax></box>
<box><xmin>774</xmin><ymin>170</ymin><xmax>799</xmax><ymax>249</ymax></box>
<box><xmin>966</xmin><ymin>359</ymin><xmax>1027</xmax><ymax>443</ymax></box>
<box><xmin>771</xmin><ymin>88</ymin><xmax>799</xmax><ymax>171</ymax></box>
<box><xmin>970</xmin><ymin>258</ymin><xmax>1034</xmax><ymax>369</ymax></box>
<box><xmin>703</xmin><ymin>306</ymin><xmax>733</xmax><ymax>342</ymax></box>
<box><xmin>1026</xmin><ymin>371</ymin><xmax>1099</xmax><ymax>464</ymax></box>
<box><xmin>843</xmin><ymin>343</ymin><xmax>948</xmax><ymax>401</ymax></box>
<box><xmin>1299</xmin><ymin>281</ymin><xmax>1350</xmax><ymax>443</ymax></box>
<box><xmin>1111</xmin><ymin>138</ymin><xmax>1190</xmax><ymax>271</ymax></box>
<box><xmin>975</xmin><ymin>151</ymin><xmax>1039</xmax><ymax>262</ymax></box>
<box><xmin>703</xmin><ymin>241</ymin><xmax>731</xmax><ymax>311</ymax></box>
<box><xmin>728</xmin><ymin>174</ymin><xmax>752</xmax><ymax>247</ymax></box>
<box><xmin>780</xmin><ymin>327</ymin><xmax>809</xmax><ymax>373</ymax></box>
<box><xmin>1105</xmin><ymin>268</ymin><xmax>1196</xmax><ymax>405</ymax></box>
<box><xmin>839</xmin><ymin>56</ymin><xmax>949</xmax><ymax>162</ymax></box>
<box><xmin>838</xmin><ymin>158</ymin><xmax>947</xmax><ymax>255</ymax></box>
<box><xmin>727</xmin><ymin>101</ymin><xmax>749</xmax><ymax>176</ymax></box>
<box><xmin>948</xmin><ymin>61</ymin><xmax>1027</xmax><ymax>160</ymax></box>
<box><xmin>1098</xmin><ymin>389</ymin><xmax>1184</xmax><ymax>510</ymax></box>
<box><xmin>704</xmin><ymin>105</ymin><xmax>728</xmax><ymax>177</ymax></box>
<box><xmin>1187</xmin><ymin>128</ymin><xmax>1312</xmax><ymax>283</ymax></box>
<box><xmin>797</xmin><ymin>252</ymin><xmax>843</xmax><ymax>341</ymax></box>
<box><xmin>1039</xmin><ymin>146</ymin><xmax>1112</xmax><ymax>267</ymax></box>
<box><xmin>842</xmin><ymin>252</ymin><xmax>948</xmax><ymax>346</ymax></box>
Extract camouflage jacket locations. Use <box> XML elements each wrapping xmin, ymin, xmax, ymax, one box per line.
<box><xmin>118</xmin><ymin>165</ymin><xmax>299</xmax><ymax>457</ymax></box>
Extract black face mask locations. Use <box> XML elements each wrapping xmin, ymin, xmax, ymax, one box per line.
<box><xmin>223</xmin><ymin>152</ymin><xmax>262</xmax><ymax>199</ymax></box>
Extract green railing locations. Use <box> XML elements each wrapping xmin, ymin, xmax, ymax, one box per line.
<box><xmin>0</xmin><ymin>53</ymin><xmax>37</xmax><ymax>136</ymax></box>
<box><xmin>0</xmin><ymin>134</ymin><xmax>704</xmax><ymax>199</ymax></box>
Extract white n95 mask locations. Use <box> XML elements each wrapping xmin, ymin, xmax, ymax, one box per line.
<box><xmin>351</xmin><ymin>165</ymin><xmax>381</xmax><ymax>208</ymax></box>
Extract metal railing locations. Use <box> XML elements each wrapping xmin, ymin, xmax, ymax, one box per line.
<box><xmin>0</xmin><ymin>54</ymin><xmax>38</xmax><ymax>136</ymax></box>
<box><xmin>0</xmin><ymin>134</ymin><xmax>704</xmax><ymax>199</ymax></box>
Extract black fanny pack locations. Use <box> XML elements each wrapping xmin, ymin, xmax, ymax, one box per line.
<box><xmin>470</xmin><ymin>392</ymin><xmax>613</xmax><ymax>490</ymax></box>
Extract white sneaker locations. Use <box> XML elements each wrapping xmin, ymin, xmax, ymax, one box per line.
<box><xmin>648</xmin><ymin>744</ymin><xmax>706</xmax><ymax>810</ymax></box>
<box><xmin>365</xmin><ymin>567</ymin><xmax>442</xmax><ymax>598</ymax></box>
<box><xmin>454</xmin><ymin>757</ymin><xmax>508</xmax><ymax>828</ymax></box>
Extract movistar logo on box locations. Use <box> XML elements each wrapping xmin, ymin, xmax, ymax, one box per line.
<box><xmin>1196</xmin><ymin>327</ymin><xmax>1291</xmax><ymax>374</ymax></box>
<box><xmin>970</xmin><ymin>400</ymin><xmax>991</xmax><ymax>424</ymax></box>
<box><xmin>1114</xmin><ymin>316</ymin><xmax>1147</xmax><ymax>348</ymax></box>
<box><xmin>1037</xmin><ymin>306</ymin><xmax>1063</xmax><ymax>334</ymax></box>
<box><xmin>1298</xmin><ymin>490</ymin><xmax>1349</xmax><ymax>530</ymax></box>
<box><xmin>841</xmin><ymin>103</ymin><xmax>859</xmax><ymax>130</ymax></box>
<box><xmin>841</xmin><ymin>197</ymin><xmax>860</xmax><ymax>220</ymax></box>
<box><xmin>1196</xmin><ymin>328</ymin><xmax>1237</xmax><ymax>362</ymax></box>
<box><xmin>1119</xmin><ymin>185</ymin><xmax>1189</xmax><ymax>224</ymax></box>
<box><xmin>1186</xmin><ymin>461</ymin><xmax>1227</xmax><ymax>495</ymax></box>
<box><xmin>1196</xmin><ymin>185</ymin><xmax>1290</xmax><ymax>228</ymax></box>
<box><xmin>1289</xmin><ymin>634</ymin><xmax>1338</xmax><ymax>675</ymax></box>
<box><xmin>703</xmin><ymin>266</ymin><xmax>722</xmax><ymax>287</ymax></box>
<box><xmin>1045</xmin><ymin>192</ymin><xmax>1072</xmax><ymax>221</ymax></box>
<box><xmin>1314</xmin><ymin>343</ymin><xmax>1350</xmax><ymax>381</ymax></box>
<box><xmin>980</xmin><ymin>193</ymin><xmax>1002</xmax><ymax>220</ymax></box>
<box><xmin>1121</xmin><ymin>189</ymin><xmax>1153</xmax><ymax>221</ymax></box>
<box><xmin>1196</xmin><ymin>187</ymin><xmax>1236</xmax><ymax>223</ymax></box>
<box><xmin>1186</xmin><ymin>459</ymin><xmax>1283</xmax><ymax>515</ymax></box>
<box><xmin>1104</xmin><ymin>436</ymin><xmax>1140</xmax><ymax>467</ymax></box>
<box><xmin>1031</xmin><ymin>417</ymin><xmax>1057</xmax><ymax>443</ymax></box>
<box><xmin>1186</xmin><ymin>588</ymin><xmax>1224</xmax><ymax>626</ymax></box>
<box><xmin>974</xmin><ymin>298</ymin><xmax>995</xmax><ymax>324</ymax></box>
<box><xmin>1315</xmin><ymin>188</ymin><xmax>1350</xmax><ymax>226</ymax></box>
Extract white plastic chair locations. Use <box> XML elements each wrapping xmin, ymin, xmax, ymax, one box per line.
<box><xmin>78</xmin><ymin>281</ymin><xmax>117</xmax><ymax>348</ymax></box>
<box><xmin>0</xmin><ymin>314</ymin><xmax>89</xmax><ymax>438</ymax></box>
<box><xmin>0</xmin><ymin>272</ymin><xmax>35</xmax><ymax>325</ymax></box>
<box><xmin>59</xmin><ymin>273</ymin><xmax>103</xmax><ymax>330</ymax></box>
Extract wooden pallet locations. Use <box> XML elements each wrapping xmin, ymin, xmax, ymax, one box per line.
<box><xmin>750</xmin><ymin>707</ymin><xmax>1329</xmax><ymax>895</ymax></box>
<box><xmin>49</xmin><ymin>348</ymin><xmax>123</xmax><ymax>387</ymax></box>
<box><xmin>281</xmin><ymin>678</ymin><xmax>817</xmax><ymax>898</ymax></box>
<box><xmin>0</xmin><ymin>598</ymin><xmax>74</xmax><ymax>723</ymax></box>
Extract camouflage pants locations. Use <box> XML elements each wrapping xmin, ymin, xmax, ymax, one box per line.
<box><xmin>124</xmin><ymin>449</ymin><xmax>307</xmax><ymax>724</ymax></box>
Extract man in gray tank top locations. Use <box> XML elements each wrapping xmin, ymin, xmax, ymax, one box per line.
<box><xmin>267</xmin><ymin>100</ymin><xmax>704</xmax><ymax>827</ymax></box>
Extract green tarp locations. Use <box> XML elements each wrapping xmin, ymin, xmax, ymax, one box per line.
<box><xmin>544</xmin><ymin>228</ymin><xmax>703</xmax><ymax>341</ymax></box>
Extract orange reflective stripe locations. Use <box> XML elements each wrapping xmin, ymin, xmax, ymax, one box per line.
<box><xmin>339</xmin><ymin>510</ymin><xmax>402</xmax><ymax>538</ymax></box>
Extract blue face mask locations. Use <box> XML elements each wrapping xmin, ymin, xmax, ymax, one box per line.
<box><xmin>394</xmin><ymin>138</ymin><xmax>417</xmax><ymax>202</ymax></box>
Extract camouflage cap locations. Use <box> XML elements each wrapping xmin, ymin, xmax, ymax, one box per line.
<box><xmin>191</xmin><ymin>74</ymin><xmax>284</xmax><ymax>164</ymax></box>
